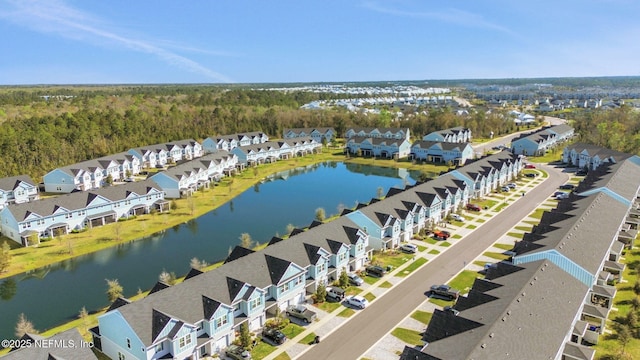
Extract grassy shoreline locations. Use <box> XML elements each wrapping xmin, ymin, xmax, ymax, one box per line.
<box><xmin>0</xmin><ymin>149</ymin><xmax>446</xmax><ymax>280</ymax></box>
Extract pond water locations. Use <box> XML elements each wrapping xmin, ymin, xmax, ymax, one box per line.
<box><xmin>0</xmin><ymin>162</ymin><xmax>418</xmax><ymax>342</ymax></box>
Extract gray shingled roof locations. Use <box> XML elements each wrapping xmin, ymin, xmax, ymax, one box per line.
<box><xmin>422</xmin><ymin>260</ymin><xmax>589</xmax><ymax>360</ymax></box>
<box><xmin>0</xmin><ymin>175</ymin><xmax>37</xmax><ymax>191</ymax></box>
<box><xmin>411</xmin><ymin>140</ymin><xmax>471</xmax><ymax>151</ymax></box>
<box><xmin>6</xmin><ymin>180</ymin><xmax>161</xmax><ymax>221</ymax></box>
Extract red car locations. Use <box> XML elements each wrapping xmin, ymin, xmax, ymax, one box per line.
<box><xmin>524</xmin><ymin>164</ymin><xmax>536</xmax><ymax>169</ymax></box>
<box><xmin>466</xmin><ymin>203</ymin><xmax>481</xmax><ymax>211</ymax></box>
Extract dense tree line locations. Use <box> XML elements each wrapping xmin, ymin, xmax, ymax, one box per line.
<box><xmin>571</xmin><ymin>106</ymin><xmax>640</xmax><ymax>154</ymax></box>
<box><xmin>0</xmin><ymin>86</ymin><xmax>556</xmax><ymax>180</ymax></box>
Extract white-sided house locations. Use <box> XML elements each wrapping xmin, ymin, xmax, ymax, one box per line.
<box><xmin>410</xmin><ymin>141</ymin><xmax>474</xmax><ymax>165</ymax></box>
<box><xmin>128</xmin><ymin>146</ymin><xmax>168</xmax><ymax>169</ymax></box>
<box><xmin>167</xmin><ymin>139</ymin><xmax>204</xmax><ymax>161</ymax></box>
<box><xmin>345</xmin><ymin>205</ymin><xmax>401</xmax><ymax>250</ymax></box>
<box><xmin>149</xmin><ymin>152</ymin><xmax>238</xmax><ymax>198</ymax></box>
<box><xmin>562</xmin><ymin>143</ymin><xmax>631</xmax><ymax>171</ymax></box>
<box><xmin>283</xmin><ymin>127</ymin><xmax>336</xmax><ymax>144</ymax></box>
<box><xmin>0</xmin><ymin>175</ymin><xmax>39</xmax><ymax>209</ymax></box>
<box><xmin>346</xmin><ymin>137</ymin><xmax>411</xmax><ymax>159</ymax></box>
<box><xmin>0</xmin><ymin>180</ymin><xmax>166</xmax><ymax>246</ymax></box>
<box><xmin>344</xmin><ymin>127</ymin><xmax>410</xmax><ymax>141</ymax></box>
<box><xmin>43</xmin><ymin>152</ymin><xmax>140</xmax><ymax>193</ymax></box>
<box><xmin>422</xmin><ymin>126</ymin><xmax>472</xmax><ymax>143</ymax></box>
<box><xmin>511</xmin><ymin>125</ymin><xmax>573</xmax><ymax>156</ymax></box>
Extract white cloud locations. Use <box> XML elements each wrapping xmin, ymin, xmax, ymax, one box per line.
<box><xmin>0</xmin><ymin>0</ymin><xmax>233</xmax><ymax>82</ymax></box>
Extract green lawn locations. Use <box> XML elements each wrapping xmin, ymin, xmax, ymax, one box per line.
<box><xmin>273</xmin><ymin>353</ymin><xmax>291</xmax><ymax>360</ymax></box>
<box><xmin>396</xmin><ymin>258</ymin><xmax>427</xmax><ymax>277</ymax></box>
<box><xmin>451</xmin><ymin>234</ymin><xmax>462</xmax><ymax>239</ymax></box>
<box><xmin>439</xmin><ymin>241</ymin><xmax>452</xmax><ymax>247</ymax></box>
<box><xmin>379</xmin><ymin>281</ymin><xmax>393</xmax><ymax>288</ymax></box>
<box><xmin>363</xmin><ymin>274</ymin><xmax>381</xmax><ymax>285</ymax></box>
<box><xmin>314</xmin><ymin>301</ymin><xmax>341</xmax><ymax>313</ymax></box>
<box><xmin>475</xmin><ymin>218</ymin><xmax>486</xmax><ymax>223</ymax></box>
<box><xmin>507</xmin><ymin>232</ymin><xmax>524</xmax><ymax>239</ymax></box>
<box><xmin>391</xmin><ymin>327</ymin><xmax>423</xmax><ymax>346</ymax></box>
<box><xmin>411</xmin><ymin>310</ymin><xmax>433</xmax><ymax>325</ymax></box>
<box><xmin>363</xmin><ymin>292</ymin><xmax>376</xmax><ymax>302</ymax></box>
<box><xmin>515</xmin><ymin>225</ymin><xmax>532</xmax><ymax>232</ymax></box>
<box><xmin>299</xmin><ymin>332</ymin><xmax>318</xmax><ymax>345</ymax></box>
<box><xmin>492</xmin><ymin>243</ymin><xmax>514</xmax><ymax>251</ymax></box>
<box><xmin>423</xmin><ymin>237</ymin><xmax>439</xmax><ymax>245</ymax></box>
<box><xmin>429</xmin><ymin>297</ymin><xmax>454</xmax><ymax>306</ymax></box>
<box><xmin>374</xmin><ymin>251</ymin><xmax>413</xmax><ymax>269</ymax></box>
<box><xmin>466</xmin><ymin>224</ymin><xmax>477</xmax><ymax>229</ymax></box>
<box><xmin>483</xmin><ymin>251</ymin><xmax>511</xmax><ymax>261</ymax></box>
<box><xmin>338</xmin><ymin>308</ymin><xmax>355</xmax><ymax>317</ymax></box>
<box><xmin>417</xmin><ymin>245</ymin><xmax>428</xmax><ymax>252</ymax></box>
<box><xmin>448</xmin><ymin>270</ymin><xmax>481</xmax><ymax>294</ymax></box>
<box><xmin>252</xmin><ymin>342</ymin><xmax>276</xmax><ymax>359</ymax></box>
<box><xmin>428</xmin><ymin>249</ymin><xmax>440</xmax><ymax>255</ymax></box>
<box><xmin>281</xmin><ymin>323</ymin><xmax>305</xmax><ymax>339</ymax></box>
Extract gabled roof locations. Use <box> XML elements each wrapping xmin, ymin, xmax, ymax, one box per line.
<box><xmin>0</xmin><ymin>175</ymin><xmax>37</xmax><ymax>191</ymax></box>
<box><xmin>3</xmin><ymin>328</ymin><xmax>97</xmax><ymax>360</ymax></box>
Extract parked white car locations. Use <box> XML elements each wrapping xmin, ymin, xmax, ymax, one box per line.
<box><xmin>346</xmin><ymin>295</ymin><xmax>369</xmax><ymax>309</ymax></box>
<box><xmin>400</xmin><ymin>243</ymin><xmax>418</xmax><ymax>253</ymax></box>
<box><xmin>348</xmin><ymin>273</ymin><xmax>364</xmax><ymax>286</ymax></box>
<box><xmin>451</xmin><ymin>214</ymin><xmax>465</xmax><ymax>222</ymax></box>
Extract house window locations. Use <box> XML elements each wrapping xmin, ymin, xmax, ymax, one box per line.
<box><xmin>293</xmin><ymin>276</ymin><xmax>302</xmax><ymax>286</ymax></box>
<box><xmin>118</xmin><ymin>352</ymin><xmax>125</xmax><ymax>360</ymax></box>
<box><xmin>250</xmin><ymin>297</ymin><xmax>262</xmax><ymax>309</ymax></box>
<box><xmin>178</xmin><ymin>334</ymin><xmax>192</xmax><ymax>348</ymax></box>
<box><xmin>215</xmin><ymin>315</ymin><xmax>228</xmax><ymax>328</ymax></box>
<box><xmin>154</xmin><ymin>342</ymin><xmax>164</xmax><ymax>352</ymax></box>
<box><xmin>317</xmin><ymin>261</ymin><xmax>326</xmax><ymax>272</ymax></box>
<box><xmin>126</xmin><ymin>337</ymin><xmax>131</xmax><ymax>348</ymax></box>
<box><xmin>338</xmin><ymin>252</ymin><xmax>347</xmax><ymax>262</ymax></box>
<box><xmin>279</xmin><ymin>282</ymin><xmax>290</xmax><ymax>293</ymax></box>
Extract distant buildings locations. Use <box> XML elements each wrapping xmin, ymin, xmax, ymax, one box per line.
<box><xmin>422</xmin><ymin>126</ymin><xmax>472</xmax><ymax>143</ymax></box>
<box><xmin>510</xmin><ymin>124</ymin><xmax>574</xmax><ymax>156</ymax></box>
<box><xmin>283</xmin><ymin>127</ymin><xmax>336</xmax><ymax>144</ymax></box>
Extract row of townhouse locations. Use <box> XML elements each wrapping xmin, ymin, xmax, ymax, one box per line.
<box><xmin>510</xmin><ymin>124</ymin><xmax>575</xmax><ymax>156</ymax></box>
<box><xmin>91</xmin><ymin>150</ymin><xmax>525</xmax><ymax>360</ymax></box>
<box><xmin>345</xmin><ymin>136</ymin><xmax>412</xmax><ymax>159</ymax></box>
<box><xmin>128</xmin><ymin>139</ymin><xmax>204</xmax><ymax>170</ymax></box>
<box><xmin>202</xmin><ymin>132</ymin><xmax>269</xmax><ymax>153</ymax></box>
<box><xmin>230</xmin><ymin>137</ymin><xmax>322</xmax><ymax>166</ymax></box>
<box><xmin>149</xmin><ymin>152</ymin><xmax>239</xmax><ymax>198</ymax></box>
<box><xmin>422</xmin><ymin>126</ymin><xmax>472</xmax><ymax>143</ymax></box>
<box><xmin>402</xmin><ymin>147</ymin><xmax>640</xmax><ymax>360</ymax></box>
<box><xmin>92</xmin><ymin>216</ymin><xmax>371</xmax><ymax>360</ymax></box>
<box><xmin>344</xmin><ymin>127</ymin><xmax>410</xmax><ymax>141</ymax></box>
<box><xmin>562</xmin><ymin>142</ymin><xmax>632</xmax><ymax>171</ymax></box>
<box><xmin>409</xmin><ymin>141</ymin><xmax>474</xmax><ymax>165</ymax></box>
<box><xmin>4</xmin><ymin>328</ymin><xmax>97</xmax><ymax>359</ymax></box>
<box><xmin>282</xmin><ymin>127</ymin><xmax>336</xmax><ymax>144</ymax></box>
<box><xmin>0</xmin><ymin>180</ymin><xmax>168</xmax><ymax>246</ymax></box>
<box><xmin>43</xmin><ymin>151</ymin><xmax>143</xmax><ymax>193</ymax></box>
<box><xmin>0</xmin><ymin>175</ymin><xmax>39</xmax><ymax>209</ymax></box>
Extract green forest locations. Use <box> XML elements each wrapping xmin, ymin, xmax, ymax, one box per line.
<box><xmin>0</xmin><ymin>85</ymin><xmax>639</xmax><ymax>181</ymax></box>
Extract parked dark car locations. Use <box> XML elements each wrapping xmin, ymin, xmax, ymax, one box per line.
<box><xmin>366</xmin><ymin>265</ymin><xmax>387</xmax><ymax>277</ymax></box>
<box><xmin>525</xmin><ymin>173</ymin><xmax>537</xmax><ymax>178</ymax></box>
<box><xmin>286</xmin><ymin>305</ymin><xmax>317</xmax><ymax>323</ymax></box>
<box><xmin>559</xmin><ymin>184</ymin><xmax>575</xmax><ymax>190</ymax></box>
<box><xmin>466</xmin><ymin>203</ymin><xmax>481</xmax><ymax>211</ymax></box>
<box><xmin>262</xmin><ymin>328</ymin><xmax>286</xmax><ymax>345</ymax></box>
<box><xmin>429</xmin><ymin>284</ymin><xmax>460</xmax><ymax>300</ymax></box>
<box><xmin>576</xmin><ymin>169</ymin><xmax>588</xmax><ymax>176</ymax></box>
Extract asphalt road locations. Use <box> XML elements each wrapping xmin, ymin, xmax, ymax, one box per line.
<box><xmin>298</xmin><ymin>164</ymin><xmax>570</xmax><ymax>360</ymax></box>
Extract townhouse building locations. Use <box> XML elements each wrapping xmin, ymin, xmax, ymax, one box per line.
<box><xmin>283</xmin><ymin>127</ymin><xmax>336</xmax><ymax>144</ymax></box>
<box><xmin>510</xmin><ymin>124</ymin><xmax>574</xmax><ymax>156</ymax></box>
<box><xmin>43</xmin><ymin>152</ymin><xmax>141</xmax><ymax>193</ymax></box>
<box><xmin>231</xmin><ymin>137</ymin><xmax>321</xmax><ymax>166</ymax></box>
<box><xmin>0</xmin><ymin>175</ymin><xmax>39</xmax><ymax>209</ymax></box>
<box><xmin>410</xmin><ymin>141</ymin><xmax>474</xmax><ymax>165</ymax></box>
<box><xmin>344</xmin><ymin>127</ymin><xmax>410</xmax><ymax>141</ymax></box>
<box><xmin>128</xmin><ymin>139</ymin><xmax>204</xmax><ymax>170</ymax></box>
<box><xmin>3</xmin><ymin>328</ymin><xmax>97</xmax><ymax>360</ymax></box>
<box><xmin>202</xmin><ymin>132</ymin><xmax>269</xmax><ymax>154</ymax></box>
<box><xmin>93</xmin><ymin>216</ymin><xmax>370</xmax><ymax>360</ymax></box>
<box><xmin>401</xmin><ymin>147</ymin><xmax>640</xmax><ymax>360</ymax></box>
<box><xmin>345</xmin><ymin>136</ymin><xmax>412</xmax><ymax>159</ymax></box>
<box><xmin>0</xmin><ymin>180</ymin><xmax>167</xmax><ymax>246</ymax></box>
<box><xmin>149</xmin><ymin>151</ymin><xmax>239</xmax><ymax>198</ymax></box>
<box><xmin>422</xmin><ymin>126</ymin><xmax>472</xmax><ymax>143</ymax></box>
<box><xmin>562</xmin><ymin>142</ymin><xmax>631</xmax><ymax>171</ymax></box>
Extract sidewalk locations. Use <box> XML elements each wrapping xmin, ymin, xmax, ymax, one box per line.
<box><xmin>260</xmin><ymin>174</ymin><xmax>545</xmax><ymax>360</ymax></box>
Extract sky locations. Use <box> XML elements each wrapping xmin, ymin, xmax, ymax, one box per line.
<box><xmin>0</xmin><ymin>0</ymin><xmax>639</xmax><ymax>85</ymax></box>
